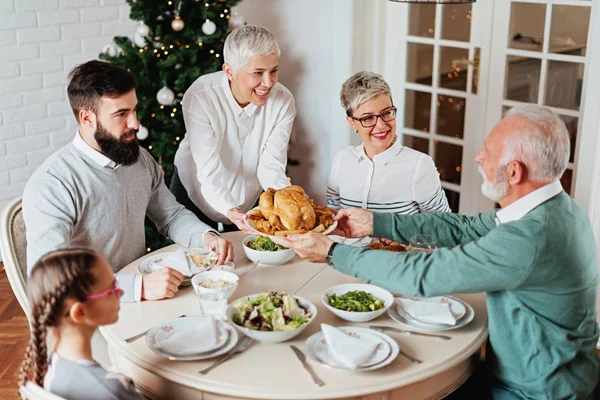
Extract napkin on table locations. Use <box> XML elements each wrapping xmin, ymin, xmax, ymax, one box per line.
<box><xmin>154</xmin><ymin>317</ymin><xmax>219</xmax><ymax>355</ymax></box>
<box><xmin>321</xmin><ymin>324</ymin><xmax>378</xmax><ymax>369</ymax></box>
<box><xmin>395</xmin><ymin>297</ymin><xmax>457</xmax><ymax>325</ymax></box>
<box><xmin>152</xmin><ymin>248</ymin><xmax>192</xmax><ymax>276</ymax></box>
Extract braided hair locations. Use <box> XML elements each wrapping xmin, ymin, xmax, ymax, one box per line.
<box><xmin>18</xmin><ymin>248</ymin><xmax>99</xmax><ymax>388</ymax></box>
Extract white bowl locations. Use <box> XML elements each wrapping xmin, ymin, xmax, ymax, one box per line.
<box><xmin>226</xmin><ymin>293</ymin><xmax>317</xmax><ymax>343</ymax></box>
<box><xmin>242</xmin><ymin>235</ymin><xmax>295</xmax><ymax>266</ymax></box>
<box><xmin>191</xmin><ymin>270</ymin><xmax>239</xmax><ymax>300</ymax></box>
<box><xmin>322</xmin><ymin>283</ymin><xmax>394</xmax><ymax>322</ymax></box>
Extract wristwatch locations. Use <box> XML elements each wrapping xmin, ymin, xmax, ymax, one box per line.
<box><xmin>325</xmin><ymin>242</ymin><xmax>338</xmax><ymax>267</ymax></box>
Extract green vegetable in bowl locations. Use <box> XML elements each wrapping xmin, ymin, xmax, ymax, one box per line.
<box><xmin>327</xmin><ymin>290</ymin><xmax>384</xmax><ymax>312</ymax></box>
<box><xmin>248</xmin><ymin>235</ymin><xmax>287</xmax><ymax>252</ymax></box>
<box><xmin>232</xmin><ymin>292</ymin><xmax>312</xmax><ymax>331</ymax></box>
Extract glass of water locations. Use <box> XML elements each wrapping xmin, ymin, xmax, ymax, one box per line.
<box><xmin>409</xmin><ymin>234</ymin><xmax>438</xmax><ymax>253</ymax></box>
<box><xmin>197</xmin><ymin>292</ymin><xmax>228</xmax><ymax>319</ymax></box>
<box><xmin>188</xmin><ymin>232</ymin><xmax>218</xmax><ymax>272</ymax></box>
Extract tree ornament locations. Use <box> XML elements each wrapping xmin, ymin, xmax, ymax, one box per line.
<box><xmin>136</xmin><ymin>23</ymin><xmax>150</xmax><ymax>37</ymax></box>
<box><xmin>133</xmin><ymin>33</ymin><xmax>147</xmax><ymax>47</ymax></box>
<box><xmin>228</xmin><ymin>13</ymin><xmax>245</xmax><ymax>30</ymax></box>
<box><xmin>137</xmin><ymin>125</ymin><xmax>149</xmax><ymax>140</ymax></box>
<box><xmin>171</xmin><ymin>16</ymin><xmax>185</xmax><ymax>32</ymax></box>
<box><xmin>101</xmin><ymin>44</ymin><xmax>118</xmax><ymax>57</ymax></box>
<box><xmin>202</xmin><ymin>19</ymin><xmax>217</xmax><ymax>35</ymax></box>
<box><xmin>156</xmin><ymin>86</ymin><xmax>175</xmax><ymax>105</ymax></box>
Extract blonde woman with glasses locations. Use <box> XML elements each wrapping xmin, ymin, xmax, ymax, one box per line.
<box><xmin>326</xmin><ymin>71</ymin><xmax>450</xmax><ymax>215</ymax></box>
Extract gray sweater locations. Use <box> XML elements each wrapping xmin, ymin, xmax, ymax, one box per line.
<box><xmin>23</xmin><ymin>142</ymin><xmax>209</xmax><ymax>280</ymax></box>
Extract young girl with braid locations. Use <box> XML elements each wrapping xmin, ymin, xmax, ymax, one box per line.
<box><xmin>19</xmin><ymin>248</ymin><xmax>143</xmax><ymax>399</ymax></box>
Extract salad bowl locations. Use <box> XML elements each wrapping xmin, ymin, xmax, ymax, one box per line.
<box><xmin>226</xmin><ymin>292</ymin><xmax>317</xmax><ymax>343</ymax></box>
<box><xmin>242</xmin><ymin>235</ymin><xmax>295</xmax><ymax>266</ymax></box>
<box><xmin>322</xmin><ymin>283</ymin><xmax>394</xmax><ymax>322</ymax></box>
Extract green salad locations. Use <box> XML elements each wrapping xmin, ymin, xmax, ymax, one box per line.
<box><xmin>327</xmin><ymin>290</ymin><xmax>384</xmax><ymax>312</ymax></box>
<box><xmin>232</xmin><ymin>292</ymin><xmax>312</xmax><ymax>331</ymax></box>
<box><xmin>248</xmin><ymin>236</ymin><xmax>287</xmax><ymax>252</ymax></box>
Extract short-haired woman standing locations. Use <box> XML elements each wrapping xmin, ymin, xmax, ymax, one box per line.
<box><xmin>171</xmin><ymin>25</ymin><xmax>296</xmax><ymax>231</ymax></box>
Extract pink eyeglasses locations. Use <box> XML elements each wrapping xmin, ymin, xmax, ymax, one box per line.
<box><xmin>85</xmin><ymin>280</ymin><xmax>123</xmax><ymax>300</ymax></box>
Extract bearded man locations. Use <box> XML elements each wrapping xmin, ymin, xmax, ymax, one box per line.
<box><xmin>275</xmin><ymin>105</ymin><xmax>600</xmax><ymax>399</ymax></box>
<box><xmin>23</xmin><ymin>60</ymin><xmax>233</xmax><ymax>302</ymax></box>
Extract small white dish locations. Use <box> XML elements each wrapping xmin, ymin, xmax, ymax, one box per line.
<box><xmin>242</xmin><ymin>235</ymin><xmax>295</xmax><ymax>266</ymax></box>
<box><xmin>243</xmin><ymin>206</ymin><xmax>338</xmax><ymax>237</ymax></box>
<box><xmin>226</xmin><ymin>293</ymin><xmax>317</xmax><ymax>343</ymax></box>
<box><xmin>146</xmin><ymin>316</ymin><xmax>238</xmax><ymax>361</ymax></box>
<box><xmin>191</xmin><ymin>270</ymin><xmax>239</xmax><ymax>300</ymax></box>
<box><xmin>304</xmin><ymin>327</ymin><xmax>399</xmax><ymax>371</ymax></box>
<box><xmin>322</xmin><ymin>283</ymin><xmax>394</xmax><ymax>322</ymax></box>
<box><xmin>388</xmin><ymin>296</ymin><xmax>475</xmax><ymax>331</ymax></box>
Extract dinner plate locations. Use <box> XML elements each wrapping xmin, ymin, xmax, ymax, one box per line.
<box><xmin>244</xmin><ymin>206</ymin><xmax>338</xmax><ymax>237</ymax></box>
<box><xmin>304</xmin><ymin>327</ymin><xmax>399</xmax><ymax>371</ymax></box>
<box><xmin>388</xmin><ymin>297</ymin><xmax>475</xmax><ymax>332</ymax></box>
<box><xmin>396</xmin><ymin>295</ymin><xmax>467</xmax><ymax>321</ymax></box>
<box><xmin>146</xmin><ymin>317</ymin><xmax>238</xmax><ymax>361</ymax></box>
<box><xmin>139</xmin><ymin>252</ymin><xmax>193</xmax><ymax>287</ymax></box>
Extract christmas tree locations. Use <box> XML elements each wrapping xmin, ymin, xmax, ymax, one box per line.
<box><xmin>99</xmin><ymin>0</ymin><xmax>244</xmax><ymax>251</ymax></box>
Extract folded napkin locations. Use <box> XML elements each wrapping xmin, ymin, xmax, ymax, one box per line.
<box><xmin>154</xmin><ymin>317</ymin><xmax>219</xmax><ymax>355</ymax></box>
<box><xmin>321</xmin><ymin>324</ymin><xmax>378</xmax><ymax>369</ymax></box>
<box><xmin>153</xmin><ymin>248</ymin><xmax>192</xmax><ymax>276</ymax></box>
<box><xmin>395</xmin><ymin>297</ymin><xmax>457</xmax><ymax>325</ymax></box>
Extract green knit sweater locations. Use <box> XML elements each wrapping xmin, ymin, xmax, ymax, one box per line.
<box><xmin>332</xmin><ymin>192</ymin><xmax>599</xmax><ymax>399</ymax></box>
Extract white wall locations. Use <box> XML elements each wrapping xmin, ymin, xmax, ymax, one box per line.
<box><xmin>0</xmin><ymin>0</ymin><xmax>138</xmax><ymax>261</ymax></box>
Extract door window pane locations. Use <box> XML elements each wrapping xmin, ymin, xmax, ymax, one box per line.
<box><xmin>444</xmin><ymin>189</ymin><xmax>460</xmax><ymax>213</ymax></box>
<box><xmin>406</xmin><ymin>43</ymin><xmax>434</xmax><ymax>86</ymax></box>
<box><xmin>441</xmin><ymin>4</ymin><xmax>471</xmax><ymax>42</ymax></box>
<box><xmin>436</xmin><ymin>95</ymin><xmax>466</xmax><ymax>139</ymax></box>
<box><xmin>402</xmin><ymin>135</ymin><xmax>429</xmax><ymax>155</ymax></box>
<box><xmin>560</xmin><ymin>169</ymin><xmax>573</xmax><ymax>195</ymax></box>
<box><xmin>405</xmin><ymin>90</ymin><xmax>431</xmax><ymax>132</ymax></box>
<box><xmin>505</xmin><ymin>56</ymin><xmax>541</xmax><ymax>103</ymax></box>
<box><xmin>439</xmin><ymin>46</ymin><xmax>468</xmax><ymax>91</ymax></box>
<box><xmin>409</xmin><ymin>5</ymin><xmax>435</xmax><ymax>38</ymax></box>
<box><xmin>558</xmin><ymin>115</ymin><xmax>578</xmax><ymax>163</ymax></box>
<box><xmin>550</xmin><ymin>6</ymin><xmax>590</xmax><ymax>55</ymax></box>
<box><xmin>545</xmin><ymin>61</ymin><xmax>584</xmax><ymax>111</ymax></box>
<box><xmin>508</xmin><ymin>2</ymin><xmax>546</xmax><ymax>52</ymax></box>
<box><xmin>434</xmin><ymin>141</ymin><xmax>462</xmax><ymax>185</ymax></box>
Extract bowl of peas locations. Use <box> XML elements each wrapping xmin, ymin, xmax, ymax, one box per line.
<box><xmin>322</xmin><ymin>283</ymin><xmax>394</xmax><ymax>322</ymax></box>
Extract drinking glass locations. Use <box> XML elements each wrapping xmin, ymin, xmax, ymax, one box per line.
<box><xmin>197</xmin><ymin>292</ymin><xmax>228</xmax><ymax>319</ymax></box>
<box><xmin>188</xmin><ymin>232</ymin><xmax>219</xmax><ymax>272</ymax></box>
<box><xmin>409</xmin><ymin>234</ymin><xmax>438</xmax><ymax>253</ymax></box>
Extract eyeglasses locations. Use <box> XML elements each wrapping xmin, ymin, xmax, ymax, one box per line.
<box><xmin>350</xmin><ymin>107</ymin><xmax>397</xmax><ymax>128</ymax></box>
<box><xmin>86</xmin><ymin>280</ymin><xmax>122</xmax><ymax>300</ymax></box>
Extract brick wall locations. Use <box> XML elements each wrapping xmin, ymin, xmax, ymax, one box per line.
<box><xmin>0</xmin><ymin>0</ymin><xmax>137</xmax><ymax>260</ymax></box>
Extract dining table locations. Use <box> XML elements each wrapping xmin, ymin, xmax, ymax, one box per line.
<box><xmin>100</xmin><ymin>231</ymin><xmax>489</xmax><ymax>400</ymax></box>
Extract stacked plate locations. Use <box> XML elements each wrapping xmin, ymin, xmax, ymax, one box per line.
<box><xmin>388</xmin><ymin>295</ymin><xmax>474</xmax><ymax>332</ymax></box>
<box><xmin>303</xmin><ymin>327</ymin><xmax>399</xmax><ymax>371</ymax></box>
<box><xmin>146</xmin><ymin>316</ymin><xmax>238</xmax><ymax>360</ymax></box>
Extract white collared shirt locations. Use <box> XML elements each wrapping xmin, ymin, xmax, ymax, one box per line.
<box><xmin>174</xmin><ymin>71</ymin><xmax>296</xmax><ymax>223</ymax></box>
<box><xmin>326</xmin><ymin>141</ymin><xmax>451</xmax><ymax>214</ymax></box>
<box><xmin>495</xmin><ymin>180</ymin><xmax>564</xmax><ymax>225</ymax></box>
<box><xmin>71</xmin><ymin>131</ymin><xmax>142</xmax><ymax>302</ymax></box>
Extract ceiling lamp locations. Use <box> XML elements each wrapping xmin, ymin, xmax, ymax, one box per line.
<box><xmin>388</xmin><ymin>0</ymin><xmax>475</xmax><ymax>3</ymax></box>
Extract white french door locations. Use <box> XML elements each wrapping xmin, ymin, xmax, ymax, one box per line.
<box><xmin>378</xmin><ymin>0</ymin><xmax>597</xmax><ymax>215</ymax></box>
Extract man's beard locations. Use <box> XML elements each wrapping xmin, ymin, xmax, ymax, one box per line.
<box><xmin>479</xmin><ymin>164</ymin><xmax>509</xmax><ymax>202</ymax></box>
<box><xmin>94</xmin><ymin>121</ymin><xmax>140</xmax><ymax>166</ymax></box>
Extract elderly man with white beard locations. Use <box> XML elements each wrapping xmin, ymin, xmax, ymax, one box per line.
<box><xmin>274</xmin><ymin>105</ymin><xmax>600</xmax><ymax>399</ymax></box>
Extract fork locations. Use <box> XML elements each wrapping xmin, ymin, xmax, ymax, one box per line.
<box><xmin>123</xmin><ymin>314</ymin><xmax>186</xmax><ymax>343</ymax></box>
<box><xmin>199</xmin><ymin>337</ymin><xmax>255</xmax><ymax>374</ymax></box>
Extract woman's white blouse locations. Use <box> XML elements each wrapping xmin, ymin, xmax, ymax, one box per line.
<box><xmin>174</xmin><ymin>71</ymin><xmax>295</xmax><ymax>223</ymax></box>
<box><xmin>326</xmin><ymin>141</ymin><xmax>451</xmax><ymax>214</ymax></box>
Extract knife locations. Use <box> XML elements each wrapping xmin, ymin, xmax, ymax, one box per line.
<box><xmin>369</xmin><ymin>325</ymin><xmax>451</xmax><ymax>341</ymax></box>
<box><xmin>290</xmin><ymin>345</ymin><xmax>325</xmax><ymax>387</ymax></box>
